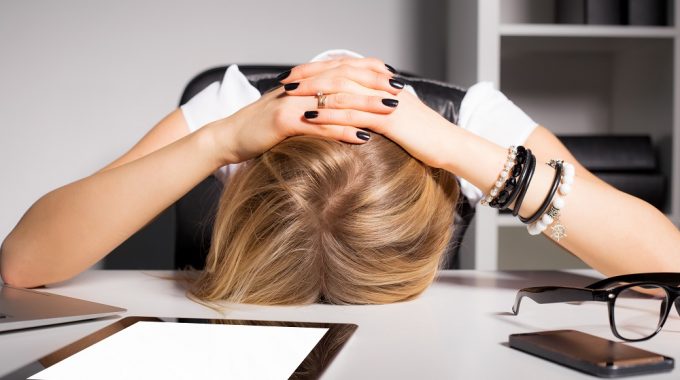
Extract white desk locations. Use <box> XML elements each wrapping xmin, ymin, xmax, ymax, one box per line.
<box><xmin>1</xmin><ymin>270</ymin><xmax>678</xmax><ymax>379</ymax></box>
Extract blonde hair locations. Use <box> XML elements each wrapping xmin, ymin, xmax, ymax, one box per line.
<box><xmin>190</xmin><ymin>134</ymin><xmax>459</xmax><ymax>305</ymax></box>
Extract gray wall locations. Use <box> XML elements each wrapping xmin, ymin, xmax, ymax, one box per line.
<box><xmin>0</xmin><ymin>0</ymin><xmax>447</xmax><ymax>249</ymax></box>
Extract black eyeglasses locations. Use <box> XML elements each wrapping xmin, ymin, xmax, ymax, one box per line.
<box><xmin>512</xmin><ymin>273</ymin><xmax>680</xmax><ymax>342</ymax></box>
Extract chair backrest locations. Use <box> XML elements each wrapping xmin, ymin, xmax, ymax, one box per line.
<box><xmin>174</xmin><ymin>65</ymin><xmax>475</xmax><ymax>270</ymax></box>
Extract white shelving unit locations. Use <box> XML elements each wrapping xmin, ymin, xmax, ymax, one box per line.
<box><xmin>448</xmin><ymin>0</ymin><xmax>680</xmax><ymax>270</ymax></box>
<box><xmin>500</xmin><ymin>24</ymin><xmax>677</xmax><ymax>37</ymax></box>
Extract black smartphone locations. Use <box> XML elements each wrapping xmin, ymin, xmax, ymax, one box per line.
<box><xmin>509</xmin><ymin>330</ymin><xmax>674</xmax><ymax>378</ymax></box>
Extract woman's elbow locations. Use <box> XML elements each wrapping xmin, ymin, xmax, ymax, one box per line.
<box><xmin>0</xmin><ymin>239</ymin><xmax>45</xmax><ymax>288</ymax></box>
<box><xmin>1</xmin><ymin>240</ymin><xmax>22</xmax><ymax>286</ymax></box>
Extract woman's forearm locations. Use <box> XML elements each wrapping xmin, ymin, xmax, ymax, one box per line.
<box><xmin>534</xmin><ymin>170</ymin><xmax>679</xmax><ymax>274</ymax></box>
<box><xmin>443</xmin><ymin>123</ymin><xmax>680</xmax><ymax>275</ymax></box>
<box><xmin>0</xmin><ymin>125</ymin><xmax>223</xmax><ymax>287</ymax></box>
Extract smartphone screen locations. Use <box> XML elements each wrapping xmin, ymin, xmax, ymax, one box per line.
<box><xmin>509</xmin><ymin>330</ymin><xmax>674</xmax><ymax>377</ymax></box>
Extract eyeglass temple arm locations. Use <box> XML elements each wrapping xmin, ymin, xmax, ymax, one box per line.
<box><xmin>512</xmin><ymin>286</ymin><xmax>603</xmax><ymax>315</ymax></box>
<box><xmin>586</xmin><ymin>273</ymin><xmax>680</xmax><ymax>289</ymax></box>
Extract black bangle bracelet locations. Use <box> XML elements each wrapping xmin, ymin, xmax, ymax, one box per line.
<box><xmin>520</xmin><ymin>161</ymin><xmax>563</xmax><ymax>224</ymax></box>
<box><xmin>499</xmin><ymin>149</ymin><xmax>531</xmax><ymax>210</ymax></box>
<box><xmin>512</xmin><ymin>150</ymin><xmax>536</xmax><ymax>216</ymax></box>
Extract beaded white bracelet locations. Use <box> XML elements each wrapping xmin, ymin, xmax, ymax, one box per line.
<box><xmin>527</xmin><ymin>160</ymin><xmax>575</xmax><ymax>241</ymax></box>
<box><xmin>481</xmin><ymin>146</ymin><xmax>517</xmax><ymax>205</ymax></box>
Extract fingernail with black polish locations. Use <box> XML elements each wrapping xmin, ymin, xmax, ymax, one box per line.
<box><xmin>382</xmin><ymin>98</ymin><xmax>399</xmax><ymax>108</ymax></box>
<box><xmin>389</xmin><ymin>79</ymin><xmax>405</xmax><ymax>89</ymax></box>
<box><xmin>356</xmin><ymin>131</ymin><xmax>371</xmax><ymax>141</ymax></box>
<box><xmin>284</xmin><ymin>82</ymin><xmax>300</xmax><ymax>91</ymax></box>
<box><xmin>304</xmin><ymin>110</ymin><xmax>318</xmax><ymax>119</ymax></box>
<box><xmin>275</xmin><ymin>69</ymin><xmax>291</xmax><ymax>82</ymax></box>
<box><xmin>385</xmin><ymin>63</ymin><xmax>397</xmax><ymax>74</ymax></box>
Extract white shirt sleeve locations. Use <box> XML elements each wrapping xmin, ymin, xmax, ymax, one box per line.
<box><xmin>456</xmin><ymin>82</ymin><xmax>538</xmax><ymax>204</ymax></box>
<box><xmin>179</xmin><ymin>64</ymin><xmax>261</xmax><ymax>183</ymax></box>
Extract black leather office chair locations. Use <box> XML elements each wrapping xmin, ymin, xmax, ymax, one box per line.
<box><xmin>173</xmin><ymin>65</ymin><xmax>476</xmax><ymax>270</ymax></box>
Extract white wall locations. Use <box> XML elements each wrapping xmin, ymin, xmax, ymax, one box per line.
<box><xmin>0</xmin><ymin>0</ymin><xmax>447</xmax><ymax>242</ymax></box>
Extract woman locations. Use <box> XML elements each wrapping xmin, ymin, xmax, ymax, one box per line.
<box><xmin>1</xmin><ymin>50</ymin><xmax>679</xmax><ymax>304</ymax></box>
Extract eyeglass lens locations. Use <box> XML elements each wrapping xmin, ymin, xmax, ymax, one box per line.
<box><xmin>613</xmin><ymin>285</ymin><xmax>667</xmax><ymax>340</ymax></box>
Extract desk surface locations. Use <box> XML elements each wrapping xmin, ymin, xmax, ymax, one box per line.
<box><xmin>2</xmin><ymin>270</ymin><xmax>678</xmax><ymax>379</ymax></box>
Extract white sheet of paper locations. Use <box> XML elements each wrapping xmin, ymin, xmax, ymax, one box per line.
<box><xmin>30</xmin><ymin>321</ymin><xmax>329</xmax><ymax>380</ymax></box>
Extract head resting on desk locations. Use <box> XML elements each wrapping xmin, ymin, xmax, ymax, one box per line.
<box><xmin>190</xmin><ymin>134</ymin><xmax>459</xmax><ymax>305</ymax></box>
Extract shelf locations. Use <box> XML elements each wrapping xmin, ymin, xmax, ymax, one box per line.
<box><xmin>500</xmin><ymin>24</ymin><xmax>677</xmax><ymax>38</ymax></box>
<box><xmin>449</xmin><ymin>0</ymin><xmax>680</xmax><ymax>269</ymax></box>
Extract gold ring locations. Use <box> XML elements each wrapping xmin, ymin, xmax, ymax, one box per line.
<box><xmin>316</xmin><ymin>91</ymin><xmax>327</xmax><ymax>109</ymax></box>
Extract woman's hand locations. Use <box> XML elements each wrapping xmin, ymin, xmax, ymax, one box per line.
<box><xmin>293</xmin><ymin>86</ymin><xmax>458</xmax><ymax>170</ymax></box>
<box><xmin>206</xmin><ymin>58</ymin><xmax>404</xmax><ymax>165</ymax></box>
